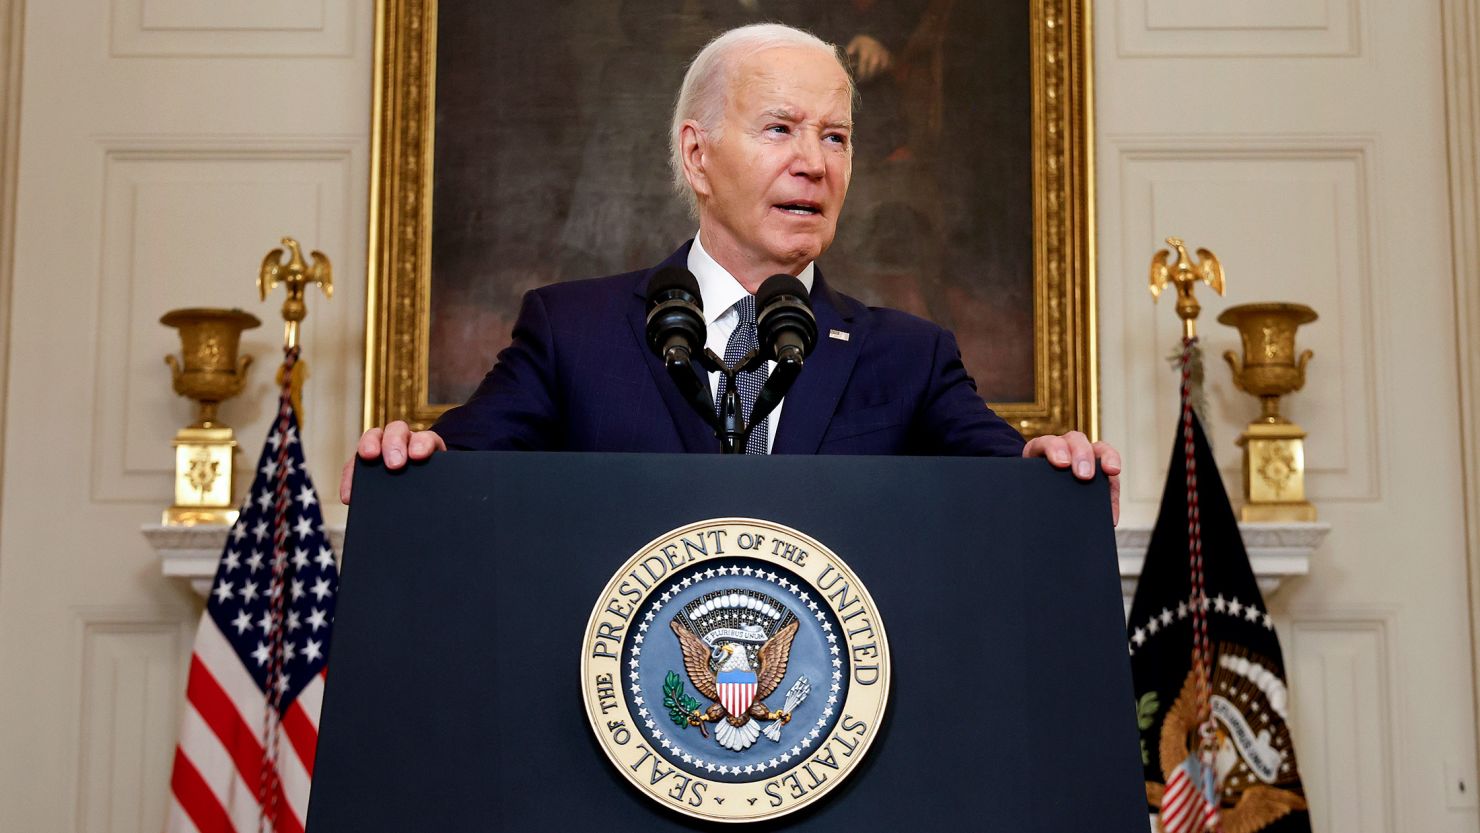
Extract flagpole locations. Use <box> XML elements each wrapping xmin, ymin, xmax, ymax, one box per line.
<box><xmin>165</xmin><ymin>241</ymin><xmax>341</xmax><ymax>833</ymax></box>
<box><xmin>1131</xmin><ymin>239</ymin><xmax>1312</xmax><ymax>832</ymax></box>
<box><xmin>256</xmin><ymin>345</ymin><xmax>295</xmax><ymax>833</ymax></box>
<box><xmin>256</xmin><ymin>238</ymin><xmax>331</xmax><ymax>833</ymax></box>
<box><xmin>1151</xmin><ymin>237</ymin><xmax>1227</xmax><ymax>831</ymax></box>
<box><xmin>258</xmin><ymin>237</ymin><xmax>333</xmax><ymax>421</ymax></box>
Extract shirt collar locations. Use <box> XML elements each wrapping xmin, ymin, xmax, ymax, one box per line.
<box><xmin>688</xmin><ymin>231</ymin><xmax>816</xmax><ymax>324</ymax></box>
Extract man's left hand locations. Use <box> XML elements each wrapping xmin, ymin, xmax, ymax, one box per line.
<box><xmin>1022</xmin><ymin>432</ymin><xmax>1122</xmax><ymax>526</ymax></box>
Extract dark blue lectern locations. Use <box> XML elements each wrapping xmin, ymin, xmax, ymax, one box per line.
<box><xmin>307</xmin><ymin>453</ymin><xmax>1145</xmax><ymax>831</ymax></box>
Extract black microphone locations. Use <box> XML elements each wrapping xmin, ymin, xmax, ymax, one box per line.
<box><xmin>755</xmin><ymin>274</ymin><xmax>817</xmax><ymax>365</ymax></box>
<box><xmin>644</xmin><ymin>266</ymin><xmax>705</xmax><ymax>368</ymax></box>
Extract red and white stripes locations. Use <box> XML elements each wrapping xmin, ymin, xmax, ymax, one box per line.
<box><xmin>166</xmin><ymin>607</ymin><xmax>323</xmax><ymax>832</ymax></box>
<box><xmin>1160</xmin><ymin>757</ymin><xmax>1221</xmax><ymax>833</ymax></box>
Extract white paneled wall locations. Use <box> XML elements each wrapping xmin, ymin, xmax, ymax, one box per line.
<box><xmin>1287</xmin><ymin>615</ymin><xmax>1397</xmax><ymax>832</ymax></box>
<box><xmin>1116</xmin><ymin>0</ymin><xmax>1363</xmax><ymax>57</ymax></box>
<box><xmin>1109</xmin><ymin>140</ymin><xmax>1382</xmax><ymax>504</ymax></box>
<box><xmin>92</xmin><ymin>144</ymin><xmax>360</xmax><ymax>506</ymax></box>
<box><xmin>1098</xmin><ymin>0</ymin><xmax>1478</xmax><ymax>829</ymax></box>
<box><xmin>1442</xmin><ymin>0</ymin><xmax>1480</xmax><ymax>761</ymax></box>
<box><xmin>0</xmin><ymin>1</ymin><xmax>369</xmax><ymax>829</ymax></box>
<box><xmin>75</xmin><ymin>612</ymin><xmax>195</xmax><ymax>833</ymax></box>
<box><xmin>108</xmin><ymin>0</ymin><xmax>355</xmax><ymax>57</ymax></box>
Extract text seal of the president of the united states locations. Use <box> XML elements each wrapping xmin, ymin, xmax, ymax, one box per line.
<box><xmin>582</xmin><ymin>518</ymin><xmax>891</xmax><ymax>822</ymax></box>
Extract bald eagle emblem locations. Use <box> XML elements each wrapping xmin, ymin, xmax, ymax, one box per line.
<box><xmin>1147</xmin><ymin>645</ymin><xmax>1308</xmax><ymax>833</ymax></box>
<box><xmin>667</xmin><ymin>589</ymin><xmax>807</xmax><ymax>752</ymax></box>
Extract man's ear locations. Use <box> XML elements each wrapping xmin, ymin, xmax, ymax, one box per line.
<box><xmin>679</xmin><ymin>120</ymin><xmax>711</xmax><ymax>199</ymax></box>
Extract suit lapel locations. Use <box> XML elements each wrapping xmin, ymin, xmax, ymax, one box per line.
<box><xmin>626</xmin><ymin>241</ymin><xmax>720</xmax><ymax>453</ymax></box>
<box><xmin>772</xmin><ymin>268</ymin><xmax>865</xmax><ymax>455</ymax></box>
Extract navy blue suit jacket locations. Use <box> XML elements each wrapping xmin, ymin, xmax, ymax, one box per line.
<box><xmin>432</xmin><ymin>242</ymin><xmax>1025</xmax><ymax>456</ymax></box>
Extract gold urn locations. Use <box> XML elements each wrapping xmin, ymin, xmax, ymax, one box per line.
<box><xmin>161</xmin><ymin>307</ymin><xmax>261</xmax><ymax>525</ymax></box>
<box><xmin>1218</xmin><ymin>302</ymin><xmax>1319</xmax><ymax>522</ymax></box>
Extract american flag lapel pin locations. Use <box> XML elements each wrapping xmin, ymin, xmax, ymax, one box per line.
<box><xmin>828</xmin><ymin>329</ymin><xmax>850</xmax><ymax>342</ymax></box>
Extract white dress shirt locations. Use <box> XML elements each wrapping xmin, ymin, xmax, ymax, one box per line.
<box><xmin>687</xmin><ymin>232</ymin><xmax>816</xmax><ymax>453</ymax></box>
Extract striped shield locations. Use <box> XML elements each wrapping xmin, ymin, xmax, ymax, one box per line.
<box><xmin>716</xmin><ymin>668</ymin><xmax>757</xmax><ymax>719</ymax></box>
<box><xmin>1160</xmin><ymin>754</ymin><xmax>1222</xmax><ymax>833</ymax></box>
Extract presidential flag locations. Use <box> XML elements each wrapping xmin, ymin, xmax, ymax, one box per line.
<box><xmin>1128</xmin><ymin>339</ymin><xmax>1310</xmax><ymax>833</ymax></box>
<box><xmin>167</xmin><ymin>348</ymin><xmax>337</xmax><ymax>833</ymax></box>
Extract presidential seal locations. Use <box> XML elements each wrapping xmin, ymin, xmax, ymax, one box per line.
<box><xmin>581</xmin><ymin>518</ymin><xmax>890</xmax><ymax>823</ymax></box>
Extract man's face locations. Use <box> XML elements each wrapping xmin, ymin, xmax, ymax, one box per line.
<box><xmin>694</xmin><ymin>46</ymin><xmax>853</xmax><ymax>277</ymax></box>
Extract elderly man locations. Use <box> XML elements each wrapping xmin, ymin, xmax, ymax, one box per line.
<box><xmin>342</xmin><ymin>23</ymin><xmax>1120</xmax><ymax>519</ymax></box>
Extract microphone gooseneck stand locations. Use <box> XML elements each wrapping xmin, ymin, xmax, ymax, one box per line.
<box><xmin>696</xmin><ymin>346</ymin><xmax>801</xmax><ymax>454</ymax></box>
<box><xmin>646</xmin><ymin>269</ymin><xmax>815</xmax><ymax>454</ymax></box>
<box><xmin>706</xmin><ymin>348</ymin><xmax>755</xmax><ymax>454</ymax></box>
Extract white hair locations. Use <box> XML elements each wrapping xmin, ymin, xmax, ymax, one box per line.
<box><xmin>669</xmin><ymin>23</ymin><xmax>853</xmax><ymax>217</ymax></box>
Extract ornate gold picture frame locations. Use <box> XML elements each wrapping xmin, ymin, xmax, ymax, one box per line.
<box><xmin>364</xmin><ymin>0</ymin><xmax>1095</xmax><ymax>439</ymax></box>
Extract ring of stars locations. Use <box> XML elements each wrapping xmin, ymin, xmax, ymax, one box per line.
<box><xmin>627</xmin><ymin>561</ymin><xmax>846</xmax><ymax>779</ymax></box>
<box><xmin>1127</xmin><ymin>594</ymin><xmax>1277</xmax><ymax>658</ymax></box>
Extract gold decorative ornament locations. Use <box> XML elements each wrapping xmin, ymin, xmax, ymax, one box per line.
<box><xmin>259</xmin><ymin>236</ymin><xmax>332</xmax><ymax>350</ymax></box>
<box><xmin>259</xmin><ymin>237</ymin><xmax>333</xmax><ymax>418</ymax></box>
<box><xmin>1218</xmin><ymin>302</ymin><xmax>1319</xmax><ymax>522</ymax></box>
<box><xmin>160</xmin><ymin>307</ymin><xmax>262</xmax><ymax>526</ymax></box>
<box><xmin>1149</xmin><ymin>237</ymin><xmax>1225</xmax><ymax>340</ymax></box>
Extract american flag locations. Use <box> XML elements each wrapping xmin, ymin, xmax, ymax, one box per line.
<box><xmin>167</xmin><ymin>355</ymin><xmax>337</xmax><ymax>833</ymax></box>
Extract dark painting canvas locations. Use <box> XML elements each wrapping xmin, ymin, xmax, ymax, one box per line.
<box><xmin>427</xmin><ymin>0</ymin><xmax>1033</xmax><ymax>405</ymax></box>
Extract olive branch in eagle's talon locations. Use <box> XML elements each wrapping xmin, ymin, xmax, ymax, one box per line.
<box><xmin>664</xmin><ymin>671</ymin><xmax>709</xmax><ymax>738</ymax></box>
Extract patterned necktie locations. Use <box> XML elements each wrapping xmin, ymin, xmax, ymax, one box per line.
<box><xmin>715</xmin><ymin>294</ymin><xmax>769</xmax><ymax>454</ymax></box>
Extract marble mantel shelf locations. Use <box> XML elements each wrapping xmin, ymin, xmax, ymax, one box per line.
<box><xmin>144</xmin><ymin>524</ymin><xmax>347</xmax><ymax>596</ymax></box>
<box><xmin>1115</xmin><ymin>522</ymin><xmax>1329</xmax><ymax>608</ymax></box>
<box><xmin>145</xmin><ymin>521</ymin><xmax>1329</xmax><ymax>603</ymax></box>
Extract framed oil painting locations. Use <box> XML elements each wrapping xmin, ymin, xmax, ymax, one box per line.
<box><xmin>366</xmin><ymin>0</ymin><xmax>1095</xmax><ymax>438</ymax></box>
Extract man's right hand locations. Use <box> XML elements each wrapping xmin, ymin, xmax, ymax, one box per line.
<box><xmin>340</xmin><ymin>421</ymin><xmax>446</xmax><ymax>505</ymax></box>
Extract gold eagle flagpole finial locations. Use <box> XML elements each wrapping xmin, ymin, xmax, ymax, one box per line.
<box><xmin>259</xmin><ymin>237</ymin><xmax>332</xmax><ymax>350</ymax></box>
<box><xmin>1149</xmin><ymin>237</ymin><xmax>1225</xmax><ymax>340</ymax></box>
<box><xmin>258</xmin><ymin>237</ymin><xmax>332</xmax><ymax>419</ymax></box>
